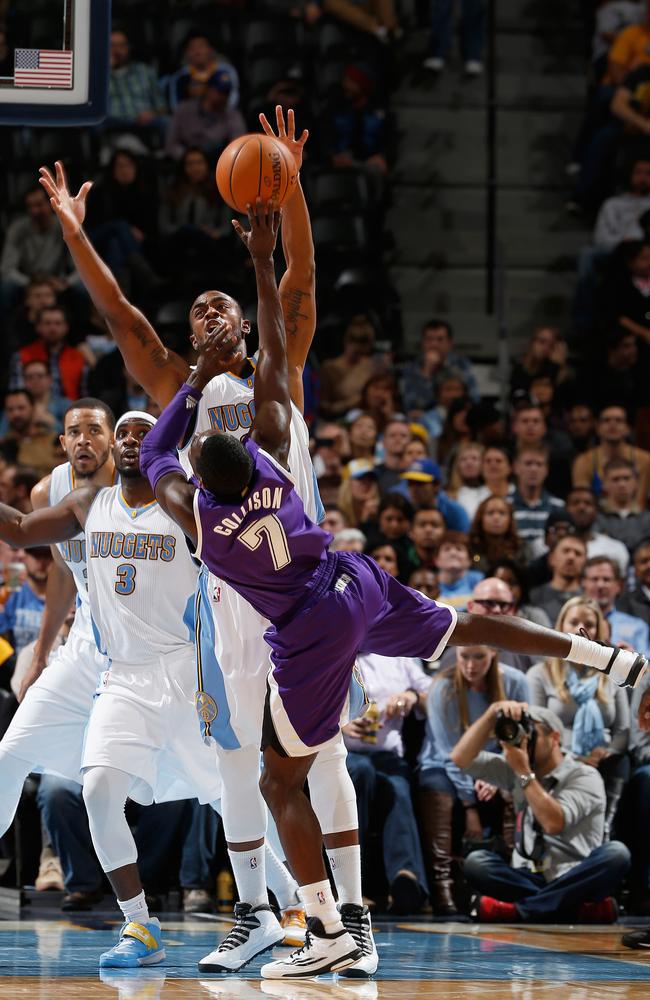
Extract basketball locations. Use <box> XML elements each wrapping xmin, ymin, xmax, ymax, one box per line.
<box><xmin>216</xmin><ymin>134</ymin><xmax>297</xmax><ymax>213</ymax></box>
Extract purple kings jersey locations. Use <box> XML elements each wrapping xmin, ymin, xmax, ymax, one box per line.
<box><xmin>193</xmin><ymin>439</ymin><xmax>332</xmax><ymax>623</ymax></box>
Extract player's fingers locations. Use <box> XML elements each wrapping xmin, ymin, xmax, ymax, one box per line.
<box><xmin>246</xmin><ymin>202</ymin><xmax>256</xmax><ymax>227</ymax></box>
<box><xmin>56</xmin><ymin>159</ymin><xmax>69</xmax><ymax>190</ymax></box>
<box><xmin>39</xmin><ymin>165</ymin><xmax>55</xmax><ymax>188</ymax></box>
<box><xmin>38</xmin><ymin>173</ymin><xmax>56</xmax><ymax>198</ymax></box>
<box><xmin>298</xmin><ymin>128</ymin><xmax>309</xmax><ymax>147</ymax></box>
<box><xmin>287</xmin><ymin>108</ymin><xmax>295</xmax><ymax>140</ymax></box>
<box><xmin>259</xmin><ymin>112</ymin><xmax>273</xmax><ymax>137</ymax></box>
<box><xmin>231</xmin><ymin>220</ymin><xmax>246</xmax><ymax>240</ymax></box>
<box><xmin>275</xmin><ymin>104</ymin><xmax>286</xmax><ymax>137</ymax></box>
<box><xmin>78</xmin><ymin>181</ymin><xmax>93</xmax><ymax>201</ymax></box>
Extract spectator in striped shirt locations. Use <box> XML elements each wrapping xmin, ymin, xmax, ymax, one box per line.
<box><xmin>511</xmin><ymin>445</ymin><xmax>564</xmax><ymax>548</ymax></box>
<box><xmin>106</xmin><ymin>29</ymin><xmax>168</xmax><ymax>145</ymax></box>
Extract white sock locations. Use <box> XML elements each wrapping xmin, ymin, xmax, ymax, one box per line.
<box><xmin>118</xmin><ymin>890</ymin><xmax>149</xmax><ymax>925</ymax></box>
<box><xmin>228</xmin><ymin>848</ymin><xmax>267</xmax><ymax>908</ymax></box>
<box><xmin>298</xmin><ymin>879</ymin><xmax>343</xmax><ymax>933</ymax></box>
<box><xmin>327</xmin><ymin>844</ymin><xmax>362</xmax><ymax>906</ymax></box>
<box><xmin>265</xmin><ymin>843</ymin><xmax>300</xmax><ymax>911</ymax></box>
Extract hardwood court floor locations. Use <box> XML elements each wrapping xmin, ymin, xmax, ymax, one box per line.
<box><xmin>0</xmin><ymin>917</ymin><xmax>649</xmax><ymax>998</ymax></box>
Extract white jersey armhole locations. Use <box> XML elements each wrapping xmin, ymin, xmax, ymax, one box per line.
<box><xmin>193</xmin><ymin>489</ymin><xmax>204</xmax><ymax>561</ymax></box>
<box><xmin>257</xmin><ymin>445</ymin><xmax>297</xmax><ymax>488</ymax></box>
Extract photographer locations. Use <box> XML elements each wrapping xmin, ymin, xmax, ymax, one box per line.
<box><xmin>450</xmin><ymin>702</ymin><xmax>630</xmax><ymax>923</ymax></box>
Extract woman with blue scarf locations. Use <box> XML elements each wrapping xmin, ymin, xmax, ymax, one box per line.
<box><xmin>528</xmin><ymin>596</ymin><xmax>630</xmax><ymax>838</ymax></box>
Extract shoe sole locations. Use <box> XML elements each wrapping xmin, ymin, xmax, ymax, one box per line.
<box><xmin>198</xmin><ymin>932</ymin><xmax>285</xmax><ymax>973</ymax></box>
<box><xmin>99</xmin><ymin>948</ymin><xmax>166</xmax><ymax>968</ymax></box>
<box><xmin>338</xmin><ymin>958</ymin><xmax>379</xmax><ymax>979</ymax></box>
<box><xmin>261</xmin><ymin>946</ymin><xmax>362</xmax><ymax>979</ymax></box>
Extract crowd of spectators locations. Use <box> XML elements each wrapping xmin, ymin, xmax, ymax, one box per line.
<box><xmin>1</xmin><ymin>1</ymin><xmax>650</xmax><ymax>924</ymax></box>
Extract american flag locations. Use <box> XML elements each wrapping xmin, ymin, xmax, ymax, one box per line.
<box><xmin>14</xmin><ymin>49</ymin><xmax>73</xmax><ymax>89</ymax></box>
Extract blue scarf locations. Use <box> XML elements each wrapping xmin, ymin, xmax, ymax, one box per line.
<box><xmin>565</xmin><ymin>668</ymin><xmax>605</xmax><ymax>757</ymax></box>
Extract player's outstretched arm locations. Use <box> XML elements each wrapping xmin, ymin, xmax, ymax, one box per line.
<box><xmin>260</xmin><ymin>107</ymin><xmax>315</xmax><ymax>414</ymax></box>
<box><xmin>39</xmin><ymin>161</ymin><xmax>190</xmax><ymax>407</ymax></box>
<box><xmin>451</xmin><ymin>612</ymin><xmax>647</xmax><ymax>689</ymax></box>
<box><xmin>232</xmin><ymin>200</ymin><xmax>291</xmax><ymax>464</ymax></box>
<box><xmin>0</xmin><ymin>487</ymin><xmax>98</xmax><ymax>550</ymax></box>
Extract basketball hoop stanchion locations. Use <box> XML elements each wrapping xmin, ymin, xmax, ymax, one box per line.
<box><xmin>0</xmin><ymin>0</ymin><xmax>111</xmax><ymax>126</ymax></box>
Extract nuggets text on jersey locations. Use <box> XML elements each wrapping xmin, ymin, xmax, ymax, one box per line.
<box><xmin>88</xmin><ymin>531</ymin><xmax>176</xmax><ymax>561</ymax></box>
<box><xmin>207</xmin><ymin>401</ymin><xmax>255</xmax><ymax>432</ymax></box>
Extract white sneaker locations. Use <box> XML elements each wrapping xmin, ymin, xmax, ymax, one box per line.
<box><xmin>423</xmin><ymin>57</ymin><xmax>445</xmax><ymax>72</ymax></box>
<box><xmin>464</xmin><ymin>60</ymin><xmax>483</xmax><ymax>75</ymax></box>
<box><xmin>261</xmin><ymin>918</ymin><xmax>361</xmax><ymax>979</ymax></box>
<box><xmin>198</xmin><ymin>902</ymin><xmax>284</xmax><ymax>973</ymax></box>
<box><xmin>337</xmin><ymin>904</ymin><xmax>378</xmax><ymax>978</ymax></box>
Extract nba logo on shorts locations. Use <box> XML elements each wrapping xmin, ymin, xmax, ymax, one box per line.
<box><xmin>317</xmin><ymin>891</ymin><xmax>326</xmax><ymax>905</ymax></box>
<box><xmin>212</xmin><ymin>584</ymin><xmax>221</xmax><ymax>603</ymax></box>
<box><xmin>250</xmin><ymin>855</ymin><xmax>257</xmax><ymax>870</ymax></box>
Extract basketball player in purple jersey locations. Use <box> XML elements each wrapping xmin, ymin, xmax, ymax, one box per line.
<box><xmin>141</xmin><ymin>199</ymin><xmax>648</xmax><ymax>978</ymax></box>
<box><xmin>40</xmin><ymin>112</ymin><xmax>382</xmax><ymax>976</ymax></box>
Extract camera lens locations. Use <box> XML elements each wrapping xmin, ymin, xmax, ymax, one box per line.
<box><xmin>494</xmin><ymin>711</ymin><xmax>522</xmax><ymax>744</ymax></box>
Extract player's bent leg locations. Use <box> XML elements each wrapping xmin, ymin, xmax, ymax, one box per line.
<box><xmin>83</xmin><ymin>766</ymin><xmax>165</xmax><ymax>969</ymax></box>
<box><xmin>309</xmin><ymin>736</ymin><xmax>378</xmax><ymax>978</ymax></box>
<box><xmin>199</xmin><ymin>746</ymin><xmax>283</xmax><ymax>974</ymax></box>
<box><xmin>0</xmin><ymin>747</ymin><xmax>33</xmax><ymax>837</ymax></box>
<box><xmin>259</xmin><ymin>746</ymin><xmax>360</xmax><ymax>979</ymax></box>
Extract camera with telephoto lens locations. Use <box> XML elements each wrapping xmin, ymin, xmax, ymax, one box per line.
<box><xmin>494</xmin><ymin>709</ymin><xmax>536</xmax><ymax>751</ymax></box>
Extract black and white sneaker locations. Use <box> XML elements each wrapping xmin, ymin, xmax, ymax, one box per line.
<box><xmin>260</xmin><ymin>917</ymin><xmax>360</xmax><ymax>978</ymax></box>
<box><xmin>198</xmin><ymin>902</ymin><xmax>284</xmax><ymax>973</ymax></box>
<box><xmin>622</xmin><ymin>927</ymin><xmax>650</xmax><ymax>950</ymax></box>
<box><xmin>337</xmin><ymin>904</ymin><xmax>378</xmax><ymax>978</ymax></box>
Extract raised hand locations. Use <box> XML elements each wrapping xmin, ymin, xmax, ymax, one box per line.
<box><xmin>39</xmin><ymin>160</ymin><xmax>92</xmax><ymax>239</ymax></box>
<box><xmin>232</xmin><ymin>198</ymin><xmax>282</xmax><ymax>262</ymax></box>
<box><xmin>191</xmin><ymin>327</ymin><xmax>242</xmax><ymax>385</ymax></box>
<box><xmin>259</xmin><ymin>105</ymin><xmax>308</xmax><ymax>173</ymax></box>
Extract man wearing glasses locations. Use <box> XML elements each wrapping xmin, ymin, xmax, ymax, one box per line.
<box><xmin>435</xmin><ymin>578</ymin><xmax>536</xmax><ymax>675</ymax></box>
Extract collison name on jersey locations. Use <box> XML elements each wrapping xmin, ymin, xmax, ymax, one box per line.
<box><xmin>213</xmin><ymin>485</ymin><xmax>284</xmax><ymax>536</ymax></box>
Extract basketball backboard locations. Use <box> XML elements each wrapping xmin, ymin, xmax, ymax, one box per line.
<box><xmin>0</xmin><ymin>0</ymin><xmax>111</xmax><ymax>125</ymax></box>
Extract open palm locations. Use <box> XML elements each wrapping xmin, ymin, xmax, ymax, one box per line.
<box><xmin>39</xmin><ymin>160</ymin><xmax>92</xmax><ymax>238</ymax></box>
<box><xmin>259</xmin><ymin>106</ymin><xmax>308</xmax><ymax>173</ymax></box>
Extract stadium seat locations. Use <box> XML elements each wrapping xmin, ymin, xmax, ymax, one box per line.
<box><xmin>311</xmin><ymin>171</ymin><xmax>371</xmax><ymax>215</ymax></box>
<box><xmin>312</xmin><ymin>215</ymin><xmax>368</xmax><ymax>254</ymax></box>
<box><xmin>243</xmin><ymin>20</ymin><xmax>299</xmax><ymax>59</ymax></box>
<box><xmin>246</xmin><ymin>58</ymin><xmax>294</xmax><ymax>100</ymax></box>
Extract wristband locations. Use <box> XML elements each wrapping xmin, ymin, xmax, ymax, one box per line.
<box><xmin>567</xmin><ymin>633</ymin><xmax>646</xmax><ymax>688</ymax></box>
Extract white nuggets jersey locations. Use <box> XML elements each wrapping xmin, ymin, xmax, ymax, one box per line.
<box><xmin>85</xmin><ymin>486</ymin><xmax>198</xmax><ymax>662</ymax></box>
<box><xmin>179</xmin><ymin>365</ymin><xmax>324</xmax><ymax>523</ymax></box>
<box><xmin>49</xmin><ymin>462</ymin><xmax>93</xmax><ymax>641</ymax></box>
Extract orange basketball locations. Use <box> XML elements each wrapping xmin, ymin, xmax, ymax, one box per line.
<box><xmin>216</xmin><ymin>134</ymin><xmax>297</xmax><ymax>212</ymax></box>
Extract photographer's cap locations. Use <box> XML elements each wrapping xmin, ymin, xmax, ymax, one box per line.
<box><xmin>527</xmin><ymin>706</ymin><xmax>564</xmax><ymax>741</ymax></box>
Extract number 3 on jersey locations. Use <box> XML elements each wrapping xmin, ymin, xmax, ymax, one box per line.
<box><xmin>238</xmin><ymin>514</ymin><xmax>291</xmax><ymax>570</ymax></box>
<box><xmin>115</xmin><ymin>563</ymin><xmax>136</xmax><ymax>595</ymax></box>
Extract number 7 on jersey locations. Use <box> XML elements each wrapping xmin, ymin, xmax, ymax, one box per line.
<box><xmin>238</xmin><ymin>514</ymin><xmax>291</xmax><ymax>570</ymax></box>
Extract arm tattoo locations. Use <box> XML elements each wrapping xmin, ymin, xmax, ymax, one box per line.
<box><xmin>282</xmin><ymin>286</ymin><xmax>310</xmax><ymax>339</ymax></box>
<box><xmin>150</xmin><ymin>345</ymin><xmax>169</xmax><ymax>369</ymax></box>
<box><xmin>130</xmin><ymin>319</ymin><xmax>154</xmax><ymax>349</ymax></box>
